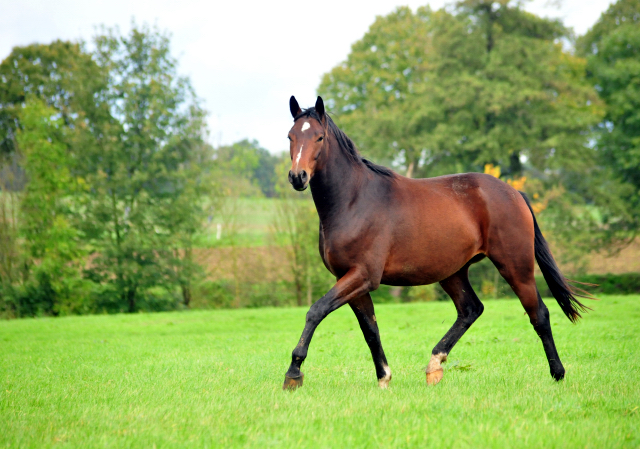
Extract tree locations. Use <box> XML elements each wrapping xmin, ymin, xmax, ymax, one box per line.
<box><xmin>77</xmin><ymin>23</ymin><xmax>211</xmax><ymax>312</ymax></box>
<box><xmin>578</xmin><ymin>0</ymin><xmax>640</xmax><ymax>243</ymax></box>
<box><xmin>0</xmin><ymin>40</ymin><xmax>108</xmax><ymax>158</ymax></box>
<box><xmin>319</xmin><ymin>2</ymin><xmax>602</xmax><ymax>179</ymax></box>
<box><xmin>1</xmin><ymin>25</ymin><xmax>213</xmax><ymax>314</ymax></box>
<box><xmin>214</xmin><ymin>139</ymin><xmax>279</xmax><ymax>197</ymax></box>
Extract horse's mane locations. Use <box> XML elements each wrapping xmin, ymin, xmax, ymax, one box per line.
<box><xmin>294</xmin><ymin>108</ymin><xmax>395</xmax><ymax>178</ymax></box>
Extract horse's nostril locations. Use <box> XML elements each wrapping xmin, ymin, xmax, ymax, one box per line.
<box><xmin>300</xmin><ymin>170</ymin><xmax>308</xmax><ymax>182</ymax></box>
<box><xmin>288</xmin><ymin>170</ymin><xmax>294</xmax><ymax>184</ymax></box>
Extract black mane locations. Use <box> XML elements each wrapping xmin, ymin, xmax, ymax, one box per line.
<box><xmin>294</xmin><ymin>108</ymin><xmax>395</xmax><ymax>178</ymax></box>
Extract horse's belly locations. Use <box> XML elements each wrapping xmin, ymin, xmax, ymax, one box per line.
<box><xmin>380</xmin><ymin>233</ymin><xmax>481</xmax><ymax>286</ymax></box>
<box><xmin>380</xmin><ymin>259</ymin><xmax>464</xmax><ymax>286</ymax></box>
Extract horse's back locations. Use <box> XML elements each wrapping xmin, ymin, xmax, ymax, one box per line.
<box><xmin>380</xmin><ymin>172</ymin><xmax>533</xmax><ymax>285</ymax></box>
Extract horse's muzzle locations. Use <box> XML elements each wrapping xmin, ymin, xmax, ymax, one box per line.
<box><xmin>288</xmin><ymin>170</ymin><xmax>309</xmax><ymax>191</ymax></box>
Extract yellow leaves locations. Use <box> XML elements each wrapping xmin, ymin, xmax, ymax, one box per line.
<box><xmin>484</xmin><ymin>163</ymin><xmax>548</xmax><ymax>212</ymax></box>
<box><xmin>507</xmin><ymin>177</ymin><xmax>527</xmax><ymax>191</ymax></box>
<box><xmin>531</xmin><ymin>202</ymin><xmax>546</xmax><ymax>215</ymax></box>
<box><xmin>531</xmin><ymin>185</ymin><xmax>565</xmax><ymax>215</ymax></box>
<box><xmin>485</xmin><ymin>164</ymin><xmax>524</xmax><ymax>189</ymax></box>
<box><xmin>483</xmin><ymin>163</ymin><xmax>500</xmax><ymax>179</ymax></box>
<box><xmin>484</xmin><ymin>163</ymin><xmax>525</xmax><ymax>190</ymax></box>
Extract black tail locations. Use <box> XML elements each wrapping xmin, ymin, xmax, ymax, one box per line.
<box><xmin>519</xmin><ymin>192</ymin><xmax>594</xmax><ymax>323</ymax></box>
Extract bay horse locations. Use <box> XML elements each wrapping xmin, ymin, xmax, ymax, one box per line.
<box><xmin>283</xmin><ymin>95</ymin><xmax>591</xmax><ymax>390</ymax></box>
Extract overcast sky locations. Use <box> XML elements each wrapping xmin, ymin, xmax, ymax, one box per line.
<box><xmin>1</xmin><ymin>0</ymin><xmax>613</xmax><ymax>154</ymax></box>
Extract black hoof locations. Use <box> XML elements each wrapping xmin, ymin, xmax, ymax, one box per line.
<box><xmin>283</xmin><ymin>374</ymin><xmax>304</xmax><ymax>390</ymax></box>
<box><xmin>551</xmin><ymin>369</ymin><xmax>565</xmax><ymax>381</ymax></box>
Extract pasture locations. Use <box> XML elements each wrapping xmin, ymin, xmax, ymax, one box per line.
<box><xmin>1</xmin><ymin>295</ymin><xmax>639</xmax><ymax>448</ymax></box>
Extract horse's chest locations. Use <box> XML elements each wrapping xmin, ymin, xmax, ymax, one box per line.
<box><xmin>319</xmin><ymin>224</ymin><xmax>381</xmax><ymax>277</ymax></box>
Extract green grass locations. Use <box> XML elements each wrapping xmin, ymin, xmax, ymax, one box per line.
<box><xmin>1</xmin><ymin>296</ymin><xmax>639</xmax><ymax>448</ymax></box>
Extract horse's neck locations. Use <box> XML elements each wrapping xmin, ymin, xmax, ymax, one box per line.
<box><xmin>309</xmin><ymin>138</ymin><xmax>366</xmax><ymax>225</ymax></box>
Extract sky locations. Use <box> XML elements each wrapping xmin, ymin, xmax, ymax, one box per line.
<box><xmin>1</xmin><ymin>0</ymin><xmax>614</xmax><ymax>154</ymax></box>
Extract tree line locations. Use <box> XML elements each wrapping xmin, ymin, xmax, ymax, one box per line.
<box><xmin>1</xmin><ymin>0</ymin><xmax>638</xmax><ymax>317</ymax></box>
<box><xmin>319</xmin><ymin>0</ymin><xmax>640</xmax><ymax>260</ymax></box>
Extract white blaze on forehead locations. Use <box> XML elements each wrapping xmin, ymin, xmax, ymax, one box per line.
<box><xmin>301</xmin><ymin>121</ymin><xmax>310</xmax><ymax>132</ymax></box>
<box><xmin>295</xmin><ymin>144</ymin><xmax>303</xmax><ymax>168</ymax></box>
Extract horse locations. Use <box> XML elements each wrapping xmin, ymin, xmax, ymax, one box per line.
<box><xmin>282</xmin><ymin>95</ymin><xmax>591</xmax><ymax>390</ymax></box>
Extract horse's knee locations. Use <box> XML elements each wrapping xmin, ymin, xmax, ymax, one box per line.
<box><xmin>459</xmin><ymin>301</ymin><xmax>483</xmax><ymax>325</ymax></box>
<box><xmin>472</xmin><ymin>301</ymin><xmax>484</xmax><ymax>319</ymax></box>
<box><xmin>305</xmin><ymin>303</ymin><xmax>323</xmax><ymax>326</ymax></box>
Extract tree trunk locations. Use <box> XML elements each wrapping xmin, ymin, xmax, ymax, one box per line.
<box><xmin>127</xmin><ymin>287</ymin><xmax>136</xmax><ymax>313</ymax></box>
<box><xmin>406</xmin><ymin>161</ymin><xmax>415</xmax><ymax>179</ymax></box>
<box><xmin>181</xmin><ymin>282</ymin><xmax>192</xmax><ymax>308</ymax></box>
<box><xmin>306</xmin><ymin>269</ymin><xmax>312</xmax><ymax>306</ymax></box>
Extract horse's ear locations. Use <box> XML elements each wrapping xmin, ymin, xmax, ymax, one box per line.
<box><xmin>290</xmin><ymin>96</ymin><xmax>301</xmax><ymax>119</ymax></box>
<box><xmin>315</xmin><ymin>96</ymin><xmax>325</xmax><ymax>121</ymax></box>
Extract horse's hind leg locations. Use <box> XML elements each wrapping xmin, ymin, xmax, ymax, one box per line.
<box><xmin>428</xmin><ymin>265</ymin><xmax>484</xmax><ymax>385</ymax></box>
<box><xmin>492</xmin><ymin>258</ymin><xmax>565</xmax><ymax>380</ymax></box>
<box><xmin>349</xmin><ymin>294</ymin><xmax>391</xmax><ymax>388</ymax></box>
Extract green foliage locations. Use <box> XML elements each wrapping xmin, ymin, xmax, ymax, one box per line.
<box><xmin>214</xmin><ymin>139</ymin><xmax>279</xmax><ymax>197</ymax></box>
<box><xmin>577</xmin><ymin>0</ymin><xmax>640</xmax><ymax>55</ymax></box>
<box><xmin>579</xmin><ymin>0</ymin><xmax>640</xmax><ymax>242</ymax></box>
<box><xmin>0</xmin><ymin>40</ymin><xmax>107</xmax><ymax>157</ymax></box>
<box><xmin>0</xmin><ymin>99</ymin><xmax>93</xmax><ymax>317</ymax></box>
<box><xmin>1</xmin><ymin>297</ymin><xmax>639</xmax><ymax>447</ymax></box>
<box><xmin>0</xmin><ymin>42</ymin><xmax>107</xmax><ymax>314</ymax></box>
<box><xmin>16</xmin><ymin>99</ymin><xmax>91</xmax><ymax>316</ymax></box>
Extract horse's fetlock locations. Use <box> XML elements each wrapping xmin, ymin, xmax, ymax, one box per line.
<box><xmin>292</xmin><ymin>348</ymin><xmax>307</xmax><ymax>361</ymax></box>
<box><xmin>426</xmin><ymin>352</ymin><xmax>447</xmax><ymax>373</ymax></box>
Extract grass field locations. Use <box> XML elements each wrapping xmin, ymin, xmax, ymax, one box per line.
<box><xmin>1</xmin><ymin>295</ymin><xmax>639</xmax><ymax>448</ymax></box>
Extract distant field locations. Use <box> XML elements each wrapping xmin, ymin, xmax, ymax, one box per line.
<box><xmin>196</xmin><ymin>197</ymin><xmax>283</xmax><ymax>248</ymax></box>
<box><xmin>1</xmin><ymin>295</ymin><xmax>639</xmax><ymax>447</ymax></box>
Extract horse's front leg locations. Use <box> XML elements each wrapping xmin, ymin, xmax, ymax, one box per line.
<box><xmin>283</xmin><ymin>267</ymin><xmax>372</xmax><ymax>390</ymax></box>
<box><xmin>350</xmin><ymin>293</ymin><xmax>392</xmax><ymax>388</ymax></box>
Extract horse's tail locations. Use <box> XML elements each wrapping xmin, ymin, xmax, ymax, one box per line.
<box><xmin>519</xmin><ymin>192</ymin><xmax>594</xmax><ymax>323</ymax></box>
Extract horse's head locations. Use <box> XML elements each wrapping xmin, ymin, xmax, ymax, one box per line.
<box><xmin>287</xmin><ymin>95</ymin><xmax>327</xmax><ymax>191</ymax></box>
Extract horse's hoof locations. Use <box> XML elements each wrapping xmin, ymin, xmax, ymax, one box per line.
<box><xmin>283</xmin><ymin>374</ymin><xmax>304</xmax><ymax>390</ymax></box>
<box><xmin>426</xmin><ymin>368</ymin><xmax>444</xmax><ymax>385</ymax></box>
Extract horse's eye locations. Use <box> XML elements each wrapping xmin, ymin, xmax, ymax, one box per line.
<box><xmin>287</xmin><ymin>135</ymin><xmax>292</xmax><ymax>141</ymax></box>
<box><xmin>317</xmin><ymin>136</ymin><xmax>324</xmax><ymax>142</ymax></box>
